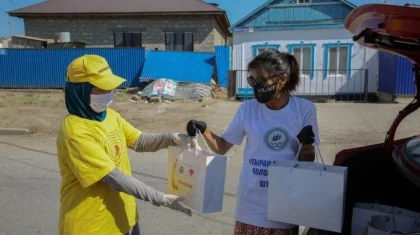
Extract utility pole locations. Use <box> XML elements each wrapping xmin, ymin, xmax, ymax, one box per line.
<box><xmin>7</xmin><ymin>15</ymin><xmax>11</xmax><ymax>37</ymax></box>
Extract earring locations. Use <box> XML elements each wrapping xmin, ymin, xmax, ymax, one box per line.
<box><xmin>276</xmin><ymin>85</ymin><xmax>282</xmax><ymax>99</ymax></box>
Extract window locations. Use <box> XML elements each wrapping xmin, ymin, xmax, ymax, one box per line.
<box><xmin>323</xmin><ymin>42</ymin><xmax>353</xmax><ymax>79</ymax></box>
<box><xmin>328</xmin><ymin>46</ymin><xmax>349</xmax><ymax>75</ymax></box>
<box><xmin>114</xmin><ymin>32</ymin><xmax>142</xmax><ymax>48</ymax></box>
<box><xmin>288</xmin><ymin>42</ymin><xmax>316</xmax><ymax>78</ymax></box>
<box><xmin>257</xmin><ymin>47</ymin><xmax>276</xmax><ymax>55</ymax></box>
<box><xmin>165</xmin><ymin>32</ymin><xmax>175</xmax><ymax>51</ymax></box>
<box><xmin>292</xmin><ymin>47</ymin><xmax>312</xmax><ymax>76</ymax></box>
<box><xmin>165</xmin><ymin>32</ymin><xmax>194</xmax><ymax>51</ymax></box>
<box><xmin>183</xmin><ymin>32</ymin><xmax>194</xmax><ymax>51</ymax></box>
<box><xmin>252</xmin><ymin>43</ymin><xmax>280</xmax><ymax>56</ymax></box>
<box><xmin>297</xmin><ymin>0</ymin><xmax>311</xmax><ymax>3</ymax></box>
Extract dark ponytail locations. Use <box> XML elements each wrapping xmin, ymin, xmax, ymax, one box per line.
<box><xmin>284</xmin><ymin>53</ymin><xmax>300</xmax><ymax>93</ymax></box>
<box><xmin>247</xmin><ymin>50</ymin><xmax>301</xmax><ymax>93</ymax></box>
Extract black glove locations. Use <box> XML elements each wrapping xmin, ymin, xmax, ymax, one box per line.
<box><xmin>297</xmin><ymin>125</ymin><xmax>315</xmax><ymax>145</ymax></box>
<box><xmin>186</xmin><ymin>120</ymin><xmax>207</xmax><ymax>137</ymax></box>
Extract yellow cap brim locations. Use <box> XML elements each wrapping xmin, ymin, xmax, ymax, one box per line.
<box><xmin>90</xmin><ymin>74</ymin><xmax>127</xmax><ymax>91</ymax></box>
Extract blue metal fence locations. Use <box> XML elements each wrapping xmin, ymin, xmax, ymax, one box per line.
<box><xmin>140</xmin><ymin>50</ymin><xmax>216</xmax><ymax>84</ymax></box>
<box><xmin>215</xmin><ymin>46</ymin><xmax>231</xmax><ymax>87</ymax></box>
<box><xmin>0</xmin><ymin>46</ymin><xmax>232</xmax><ymax>88</ymax></box>
<box><xmin>378</xmin><ymin>51</ymin><xmax>416</xmax><ymax>96</ymax></box>
<box><xmin>395</xmin><ymin>56</ymin><xmax>416</xmax><ymax>96</ymax></box>
<box><xmin>378</xmin><ymin>51</ymin><xmax>397</xmax><ymax>94</ymax></box>
<box><xmin>0</xmin><ymin>48</ymin><xmax>145</xmax><ymax>88</ymax></box>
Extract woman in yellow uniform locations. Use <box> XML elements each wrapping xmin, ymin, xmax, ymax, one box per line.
<box><xmin>56</xmin><ymin>55</ymin><xmax>192</xmax><ymax>235</ymax></box>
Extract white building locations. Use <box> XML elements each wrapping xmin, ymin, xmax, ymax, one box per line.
<box><xmin>230</xmin><ymin>0</ymin><xmax>378</xmax><ymax>99</ymax></box>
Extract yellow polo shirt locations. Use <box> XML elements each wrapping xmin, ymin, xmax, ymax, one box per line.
<box><xmin>56</xmin><ymin>108</ymin><xmax>142</xmax><ymax>235</ymax></box>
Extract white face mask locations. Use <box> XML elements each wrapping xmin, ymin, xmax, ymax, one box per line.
<box><xmin>90</xmin><ymin>91</ymin><xmax>114</xmax><ymax>113</ymax></box>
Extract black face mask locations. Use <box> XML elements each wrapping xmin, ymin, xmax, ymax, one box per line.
<box><xmin>253</xmin><ymin>84</ymin><xmax>277</xmax><ymax>103</ymax></box>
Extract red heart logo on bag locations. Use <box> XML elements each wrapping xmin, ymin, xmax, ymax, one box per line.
<box><xmin>189</xmin><ymin>169</ymin><xmax>195</xmax><ymax>176</ymax></box>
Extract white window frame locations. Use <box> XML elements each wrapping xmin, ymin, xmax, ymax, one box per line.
<box><xmin>297</xmin><ymin>0</ymin><xmax>311</xmax><ymax>4</ymax></box>
<box><xmin>257</xmin><ymin>47</ymin><xmax>277</xmax><ymax>55</ymax></box>
<box><xmin>327</xmin><ymin>45</ymin><xmax>350</xmax><ymax>76</ymax></box>
<box><xmin>292</xmin><ymin>46</ymin><xmax>313</xmax><ymax>76</ymax></box>
<box><xmin>252</xmin><ymin>43</ymin><xmax>280</xmax><ymax>57</ymax></box>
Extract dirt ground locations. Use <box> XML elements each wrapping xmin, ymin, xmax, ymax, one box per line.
<box><xmin>1</xmin><ymin>89</ymin><xmax>419</xmax><ymax>146</ymax></box>
<box><xmin>0</xmin><ymin>89</ymin><xmax>227</xmax><ymax>135</ymax></box>
<box><xmin>1</xmin><ymin>89</ymin><xmax>420</xmax><ymax>235</ymax></box>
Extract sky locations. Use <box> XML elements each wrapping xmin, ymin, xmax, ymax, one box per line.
<box><xmin>1</xmin><ymin>0</ymin><xmax>419</xmax><ymax>37</ymax></box>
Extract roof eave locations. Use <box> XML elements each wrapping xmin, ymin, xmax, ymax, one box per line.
<box><xmin>229</xmin><ymin>0</ymin><xmax>357</xmax><ymax>30</ymax></box>
<box><xmin>9</xmin><ymin>11</ymin><xmax>225</xmax><ymax>17</ymax></box>
<box><xmin>229</xmin><ymin>0</ymin><xmax>275</xmax><ymax>30</ymax></box>
<box><xmin>340</xmin><ymin>0</ymin><xmax>357</xmax><ymax>9</ymax></box>
<box><xmin>216</xmin><ymin>14</ymin><xmax>232</xmax><ymax>37</ymax></box>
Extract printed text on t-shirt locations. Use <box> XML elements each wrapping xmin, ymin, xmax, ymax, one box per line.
<box><xmin>249</xmin><ymin>158</ymin><xmax>276</xmax><ymax>188</ymax></box>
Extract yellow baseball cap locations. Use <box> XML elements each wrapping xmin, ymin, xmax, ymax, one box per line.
<box><xmin>66</xmin><ymin>54</ymin><xmax>126</xmax><ymax>90</ymax></box>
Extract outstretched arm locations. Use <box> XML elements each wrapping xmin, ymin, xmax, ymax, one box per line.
<box><xmin>186</xmin><ymin>104</ymin><xmax>246</xmax><ymax>155</ymax></box>
<box><xmin>186</xmin><ymin>120</ymin><xmax>234</xmax><ymax>155</ymax></box>
<box><xmin>129</xmin><ymin>133</ymin><xmax>190</xmax><ymax>152</ymax></box>
<box><xmin>102</xmin><ymin>167</ymin><xmax>165</xmax><ymax>205</ymax></box>
<box><xmin>201</xmin><ymin>128</ymin><xmax>233</xmax><ymax>155</ymax></box>
<box><xmin>118</xmin><ymin>112</ymin><xmax>189</xmax><ymax>152</ymax></box>
<box><xmin>101</xmin><ymin>167</ymin><xmax>192</xmax><ymax>216</ymax></box>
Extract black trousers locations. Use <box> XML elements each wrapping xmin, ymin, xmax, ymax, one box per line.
<box><xmin>125</xmin><ymin>223</ymin><xmax>140</xmax><ymax>235</ymax></box>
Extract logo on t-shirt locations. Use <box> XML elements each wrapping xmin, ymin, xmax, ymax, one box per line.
<box><xmin>264</xmin><ymin>127</ymin><xmax>289</xmax><ymax>151</ymax></box>
<box><xmin>104</xmin><ymin>128</ymin><xmax>125</xmax><ymax>166</ymax></box>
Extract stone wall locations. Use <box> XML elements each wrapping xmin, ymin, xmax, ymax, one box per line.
<box><xmin>24</xmin><ymin>15</ymin><xmax>226</xmax><ymax>52</ymax></box>
<box><xmin>213</xmin><ymin>19</ymin><xmax>227</xmax><ymax>46</ymax></box>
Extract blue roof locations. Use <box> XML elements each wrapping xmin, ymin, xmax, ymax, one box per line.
<box><xmin>140</xmin><ymin>51</ymin><xmax>216</xmax><ymax>84</ymax></box>
<box><xmin>230</xmin><ymin>0</ymin><xmax>356</xmax><ymax>31</ymax></box>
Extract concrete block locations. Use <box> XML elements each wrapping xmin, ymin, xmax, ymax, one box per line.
<box><xmin>150</xmin><ymin>96</ymin><xmax>162</xmax><ymax>103</ymax></box>
<box><xmin>0</xmin><ymin>128</ymin><xmax>30</xmax><ymax>135</ymax></box>
<box><xmin>131</xmin><ymin>95</ymin><xmax>141</xmax><ymax>101</ymax></box>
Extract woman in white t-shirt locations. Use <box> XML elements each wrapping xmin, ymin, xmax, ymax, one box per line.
<box><xmin>186</xmin><ymin>50</ymin><xmax>320</xmax><ymax>235</ymax></box>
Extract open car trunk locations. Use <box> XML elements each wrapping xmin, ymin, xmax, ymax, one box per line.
<box><xmin>306</xmin><ymin>4</ymin><xmax>420</xmax><ymax>235</ymax></box>
<box><xmin>334</xmin><ymin>141</ymin><xmax>420</xmax><ymax>235</ymax></box>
